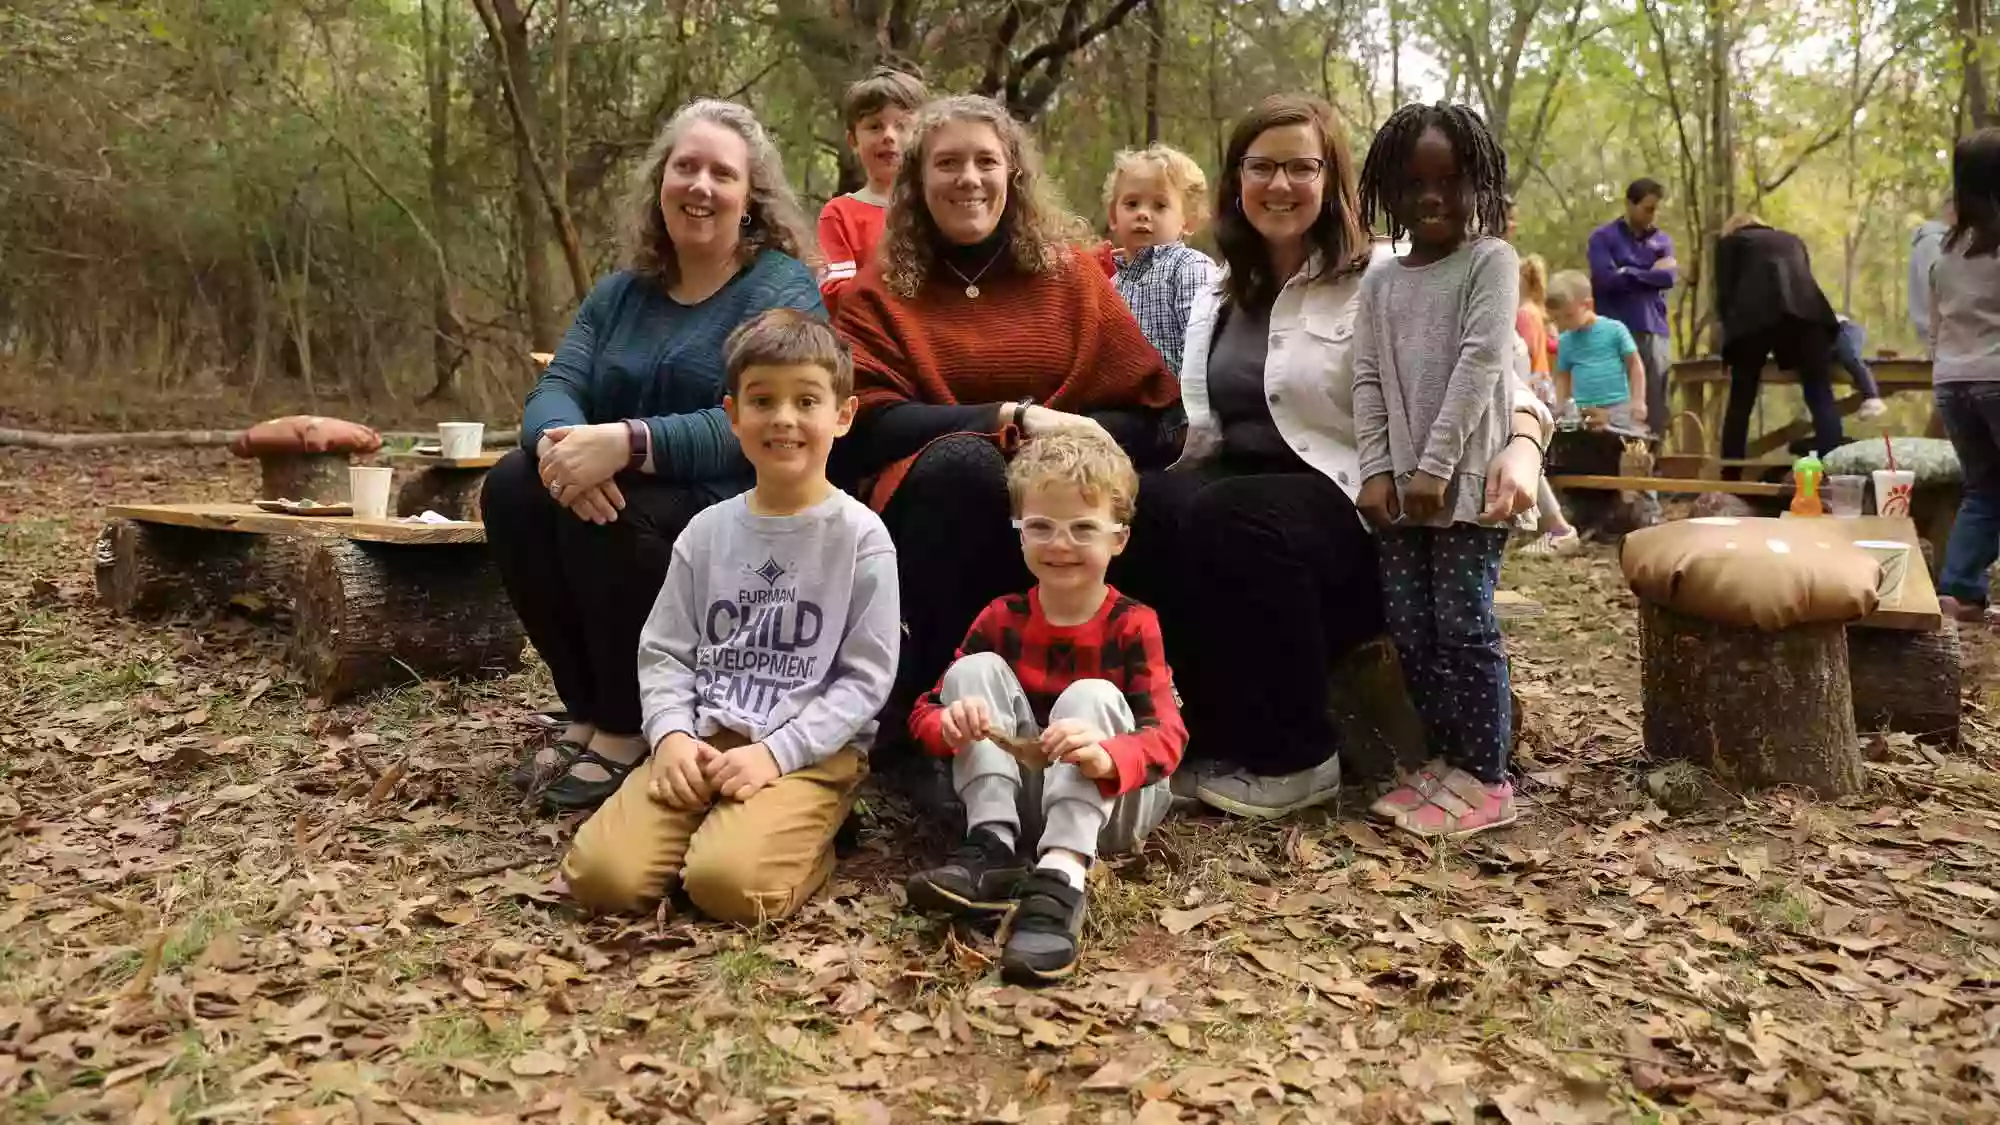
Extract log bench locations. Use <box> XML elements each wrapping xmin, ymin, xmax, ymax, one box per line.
<box><xmin>95</xmin><ymin>503</ymin><xmax>523</xmax><ymax>702</ymax></box>
<box><xmin>389</xmin><ymin>451</ymin><xmax>501</xmax><ymax>521</ymax></box>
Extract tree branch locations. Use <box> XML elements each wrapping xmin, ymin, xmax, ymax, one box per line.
<box><xmin>1008</xmin><ymin>0</ymin><xmax>1148</xmax><ymax>118</ymax></box>
<box><xmin>470</xmin><ymin>0</ymin><xmax>591</xmax><ymax>303</ymax></box>
<box><xmin>1750</xmin><ymin>24</ymin><xmax>1926</xmax><ymax>201</ymax></box>
<box><xmin>1508</xmin><ymin>0</ymin><xmax>1593</xmax><ymax>189</ymax></box>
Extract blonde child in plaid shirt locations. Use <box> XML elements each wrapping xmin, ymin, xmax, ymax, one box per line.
<box><xmin>1103</xmin><ymin>145</ymin><xmax>1221</xmax><ymax>376</ymax></box>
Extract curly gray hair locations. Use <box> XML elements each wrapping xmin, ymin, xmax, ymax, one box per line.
<box><xmin>622</xmin><ymin>99</ymin><xmax>819</xmax><ymax>288</ymax></box>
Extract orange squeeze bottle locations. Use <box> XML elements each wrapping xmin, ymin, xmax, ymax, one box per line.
<box><xmin>1790</xmin><ymin>454</ymin><xmax>1825</xmax><ymax>516</ymax></box>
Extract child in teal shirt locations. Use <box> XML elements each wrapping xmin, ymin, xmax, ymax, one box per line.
<box><xmin>1548</xmin><ymin>269</ymin><xmax>1646</xmax><ymax>430</ymax></box>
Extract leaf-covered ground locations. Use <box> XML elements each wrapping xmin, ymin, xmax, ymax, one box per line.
<box><xmin>4</xmin><ymin>447</ymin><xmax>2000</xmax><ymax>1124</ymax></box>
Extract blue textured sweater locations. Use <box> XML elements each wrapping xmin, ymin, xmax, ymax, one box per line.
<box><xmin>520</xmin><ymin>252</ymin><xmax>824</xmax><ymax>493</ymax></box>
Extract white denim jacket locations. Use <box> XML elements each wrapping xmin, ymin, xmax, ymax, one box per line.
<box><xmin>1176</xmin><ymin>244</ymin><xmax>1550</xmax><ymax>504</ymax></box>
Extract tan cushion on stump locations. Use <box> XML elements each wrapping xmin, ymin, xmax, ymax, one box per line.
<box><xmin>230</xmin><ymin>416</ymin><xmax>382</xmax><ymax>458</ymax></box>
<box><xmin>1621</xmin><ymin>516</ymin><xmax>1880</xmax><ymax>630</ymax></box>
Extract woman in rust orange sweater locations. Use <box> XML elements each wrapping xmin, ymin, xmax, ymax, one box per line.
<box><xmin>834</xmin><ymin>94</ymin><xmax>1181</xmax><ymax>732</ymax></box>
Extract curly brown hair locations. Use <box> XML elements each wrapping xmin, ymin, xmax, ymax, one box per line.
<box><xmin>1212</xmin><ymin>94</ymin><xmax>1368</xmax><ymax>309</ymax></box>
<box><xmin>621</xmin><ymin>99</ymin><xmax>819</xmax><ymax>290</ymax></box>
<box><xmin>879</xmin><ymin>95</ymin><xmax>1090</xmax><ymax>299</ymax></box>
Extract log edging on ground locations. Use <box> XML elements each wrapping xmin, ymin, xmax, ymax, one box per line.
<box><xmin>0</xmin><ymin>427</ymin><xmax>520</xmax><ymax>451</ymax></box>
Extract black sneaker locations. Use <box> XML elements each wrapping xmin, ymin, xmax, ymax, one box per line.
<box><xmin>1000</xmin><ymin>870</ymin><xmax>1086</xmax><ymax>984</ymax></box>
<box><xmin>905</xmin><ymin>826</ymin><xmax>1027</xmax><ymax>918</ymax></box>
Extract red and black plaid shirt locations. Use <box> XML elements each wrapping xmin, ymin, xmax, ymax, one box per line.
<box><xmin>910</xmin><ymin>585</ymin><xmax>1186</xmax><ymax>797</ymax></box>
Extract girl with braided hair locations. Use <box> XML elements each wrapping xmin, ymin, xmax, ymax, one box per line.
<box><xmin>1350</xmin><ymin>102</ymin><xmax>1526</xmax><ymax>838</ymax></box>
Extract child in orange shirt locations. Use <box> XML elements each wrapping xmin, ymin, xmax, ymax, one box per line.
<box><xmin>818</xmin><ymin>68</ymin><xmax>928</xmax><ymax>310</ymax></box>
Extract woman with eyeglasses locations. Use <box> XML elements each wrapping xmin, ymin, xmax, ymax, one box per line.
<box><xmin>1117</xmin><ymin>94</ymin><xmax>1551</xmax><ymax>819</ymax></box>
<box><xmin>833</xmin><ymin>95</ymin><xmax>1180</xmax><ymax>745</ymax></box>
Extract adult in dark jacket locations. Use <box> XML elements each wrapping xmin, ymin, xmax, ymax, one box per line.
<box><xmin>484</xmin><ymin>98</ymin><xmax>824</xmax><ymax>813</ymax></box>
<box><xmin>1713</xmin><ymin>212</ymin><xmax>1845</xmax><ymax>470</ymax></box>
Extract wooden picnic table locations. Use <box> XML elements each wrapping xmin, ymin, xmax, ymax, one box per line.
<box><xmin>96</xmin><ymin>503</ymin><xmax>521</xmax><ymax>701</ymax></box>
<box><xmin>1670</xmin><ymin>357</ymin><xmax>1933</xmax><ymax>458</ymax></box>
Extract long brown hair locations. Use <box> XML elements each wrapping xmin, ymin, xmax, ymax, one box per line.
<box><xmin>1212</xmin><ymin>94</ymin><xmax>1368</xmax><ymax>309</ymax></box>
<box><xmin>879</xmin><ymin>95</ymin><xmax>1090</xmax><ymax>299</ymax></box>
<box><xmin>621</xmin><ymin>99</ymin><xmax>818</xmax><ymax>290</ymax></box>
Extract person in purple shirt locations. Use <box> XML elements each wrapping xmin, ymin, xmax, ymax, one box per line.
<box><xmin>1587</xmin><ymin>178</ymin><xmax>1677</xmax><ymax>435</ymax></box>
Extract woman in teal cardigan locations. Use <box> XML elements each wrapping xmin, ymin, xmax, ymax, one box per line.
<box><xmin>485</xmin><ymin>98</ymin><xmax>824</xmax><ymax>813</ymax></box>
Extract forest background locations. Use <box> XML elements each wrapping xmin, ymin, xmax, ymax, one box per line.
<box><xmin>1</xmin><ymin>0</ymin><xmax>1994</xmax><ymax>429</ymax></box>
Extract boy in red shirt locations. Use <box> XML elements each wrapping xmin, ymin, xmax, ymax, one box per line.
<box><xmin>818</xmin><ymin>68</ymin><xmax>927</xmax><ymax>310</ymax></box>
<box><xmin>905</xmin><ymin>431</ymin><xmax>1184</xmax><ymax>984</ymax></box>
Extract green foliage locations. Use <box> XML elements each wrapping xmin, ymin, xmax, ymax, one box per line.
<box><xmin>0</xmin><ymin>0</ymin><xmax>1981</xmax><ymax>422</ymax></box>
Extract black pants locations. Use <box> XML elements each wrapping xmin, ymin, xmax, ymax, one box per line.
<box><xmin>1114</xmin><ymin>457</ymin><xmax>1385</xmax><ymax>776</ymax></box>
<box><xmin>878</xmin><ymin>435</ymin><xmax>1032</xmax><ymax>722</ymax></box>
<box><xmin>1721</xmin><ymin>321</ymin><xmax>1845</xmax><ymax>478</ymax></box>
<box><xmin>482</xmin><ymin>448</ymin><xmax>716</xmax><ymax>736</ymax></box>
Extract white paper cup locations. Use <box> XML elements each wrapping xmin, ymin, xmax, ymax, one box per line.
<box><xmin>1854</xmin><ymin>539</ymin><xmax>1910</xmax><ymax>600</ymax></box>
<box><xmin>1872</xmin><ymin>469</ymin><xmax>1916</xmax><ymax>517</ymax></box>
<box><xmin>1825</xmin><ymin>475</ymin><xmax>1866</xmax><ymax>518</ymax></box>
<box><xmin>350</xmin><ymin>466</ymin><xmax>393</xmax><ymax>520</ymax></box>
<box><xmin>438</xmin><ymin>421</ymin><xmax>485</xmax><ymax>460</ymax></box>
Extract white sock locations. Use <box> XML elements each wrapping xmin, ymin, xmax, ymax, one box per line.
<box><xmin>1037</xmin><ymin>851</ymin><xmax>1089</xmax><ymax>891</ymax></box>
<box><xmin>972</xmin><ymin>821</ymin><xmax>1017</xmax><ymax>851</ymax></box>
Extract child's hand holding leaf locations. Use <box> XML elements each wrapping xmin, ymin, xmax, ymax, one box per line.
<box><xmin>1043</xmin><ymin>718</ymin><xmax>1117</xmax><ymax>780</ymax></box>
<box><xmin>939</xmin><ymin>697</ymin><xmax>994</xmax><ymax>749</ymax></box>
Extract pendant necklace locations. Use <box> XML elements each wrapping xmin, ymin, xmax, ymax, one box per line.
<box><xmin>943</xmin><ymin>244</ymin><xmax>1006</xmax><ymax>299</ymax></box>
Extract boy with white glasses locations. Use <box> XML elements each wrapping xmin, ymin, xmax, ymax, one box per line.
<box><xmin>903</xmin><ymin>430</ymin><xmax>1184</xmax><ymax>984</ymax></box>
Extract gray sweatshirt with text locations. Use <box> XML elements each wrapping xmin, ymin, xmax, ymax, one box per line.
<box><xmin>637</xmin><ymin>490</ymin><xmax>900</xmax><ymax>774</ymax></box>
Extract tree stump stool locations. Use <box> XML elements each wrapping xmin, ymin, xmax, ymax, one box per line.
<box><xmin>1328</xmin><ymin>594</ymin><xmax>1539</xmax><ymax>783</ymax></box>
<box><xmin>229</xmin><ymin>415</ymin><xmax>383</xmax><ymax>502</ymax></box>
<box><xmin>390</xmin><ymin>453</ymin><xmax>499</xmax><ymax>521</ymax></box>
<box><xmin>1624</xmin><ymin>517</ymin><xmax>1886</xmax><ymax>798</ymax></box>
<box><xmin>258</xmin><ymin>452</ymin><xmax>352</xmax><ymax>503</ymax></box>
<box><xmin>291</xmin><ymin>538</ymin><xmax>522</xmax><ymax>700</ymax></box>
<box><xmin>1639</xmin><ymin>602</ymin><xmax>1861</xmax><ymax>794</ymax></box>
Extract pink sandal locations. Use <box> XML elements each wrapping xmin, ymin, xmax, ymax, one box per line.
<box><xmin>1394</xmin><ymin>769</ymin><xmax>1518</xmax><ymax>838</ymax></box>
<box><xmin>1369</xmin><ymin>760</ymin><xmax>1446</xmax><ymax>821</ymax></box>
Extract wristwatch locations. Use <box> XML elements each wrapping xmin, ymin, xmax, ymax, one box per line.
<box><xmin>624</xmin><ymin>419</ymin><xmax>649</xmax><ymax>472</ymax></box>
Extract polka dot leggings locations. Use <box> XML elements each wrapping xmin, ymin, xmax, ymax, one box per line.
<box><xmin>1377</xmin><ymin>524</ymin><xmax>1511</xmax><ymax>784</ymax></box>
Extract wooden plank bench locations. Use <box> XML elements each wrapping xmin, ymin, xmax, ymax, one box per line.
<box><xmin>389</xmin><ymin>451</ymin><xmax>503</xmax><ymax>521</ymax></box>
<box><xmin>95</xmin><ymin>503</ymin><xmax>523</xmax><ymax>702</ymax></box>
<box><xmin>1548</xmin><ymin>473</ymin><xmax>1789</xmax><ymax>497</ymax></box>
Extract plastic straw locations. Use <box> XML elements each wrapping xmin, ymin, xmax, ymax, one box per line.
<box><xmin>1883</xmin><ymin>433</ymin><xmax>1897</xmax><ymax>472</ymax></box>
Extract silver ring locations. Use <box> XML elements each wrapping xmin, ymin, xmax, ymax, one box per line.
<box><xmin>550</xmin><ymin>482</ymin><xmax>566</xmax><ymax>499</ymax></box>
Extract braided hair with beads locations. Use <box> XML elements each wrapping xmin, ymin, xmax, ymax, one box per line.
<box><xmin>1358</xmin><ymin>102</ymin><xmax>1510</xmax><ymax>243</ymax></box>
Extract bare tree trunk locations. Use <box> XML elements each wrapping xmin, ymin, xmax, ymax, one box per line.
<box><xmin>1388</xmin><ymin>0</ymin><xmax>1402</xmax><ymax>104</ymax></box>
<box><xmin>422</xmin><ymin>0</ymin><xmax>466</xmax><ymax>400</ymax></box>
<box><xmin>1961</xmin><ymin>0</ymin><xmax>1993</xmax><ymax>130</ymax></box>
<box><xmin>554</xmin><ymin>0</ymin><xmax>571</xmax><ymax>218</ymax></box>
<box><xmin>483</xmin><ymin>0</ymin><xmax>556</xmax><ymax>351</ymax></box>
<box><xmin>1144</xmin><ymin>0</ymin><xmax>1164</xmax><ymax>144</ymax></box>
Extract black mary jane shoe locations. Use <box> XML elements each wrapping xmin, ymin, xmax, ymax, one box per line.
<box><xmin>510</xmin><ymin>737</ymin><xmax>585</xmax><ymax>793</ymax></box>
<box><xmin>539</xmin><ymin>748</ymin><xmax>643</xmax><ymax>813</ymax></box>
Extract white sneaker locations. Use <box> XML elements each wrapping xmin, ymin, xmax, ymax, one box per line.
<box><xmin>1858</xmin><ymin>397</ymin><xmax>1888</xmax><ymax>420</ymax></box>
<box><xmin>1194</xmin><ymin>755</ymin><xmax>1342</xmax><ymax>819</ymax></box>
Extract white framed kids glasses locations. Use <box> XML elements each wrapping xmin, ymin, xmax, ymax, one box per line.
<box><xmin>1012</xmin><ymin>517</ymin><xmax>1127</xmax><ymax>546</ymax></box>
